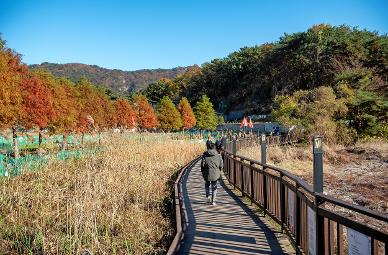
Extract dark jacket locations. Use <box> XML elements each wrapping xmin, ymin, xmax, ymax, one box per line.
<box><xmin>201</xmin><ymin>149</ymin><xmax>224</xmax><ymax>181</ymax></box>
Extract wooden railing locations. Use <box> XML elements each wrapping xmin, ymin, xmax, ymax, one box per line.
<box><xmin>166</xmin><ymin>157</ymin><xmax>200</xmax><ymax>255</ymax></box>
<box><xmin>222</xmin><ymin>138</ymin><xmax>388</xmax><ymax>255</ymax></box>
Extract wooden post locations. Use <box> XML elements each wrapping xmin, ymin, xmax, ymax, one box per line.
<box><xmin>12</xmin><ymin>127</ymin><xmax>19</xmax><ymax>158</ymax></box>
<box><xmin>295</xmin><ymin>187</ymin><xmax>301</xmax><ymax>249</ymax></box>
<box><xmin>241</xmin><ymin>162</ymin><xmax>244</xmax><ymax>196</ymax></box>
<box><xmin>261</xmin><ymin>134</ymin><xmax>267</xmax><ymax>213</ymax></box>
<box><xmin>250</xmin><ymin>162</ymin><xmax>254</xmax><ymax>205</ymax></box>
<box><xmin>63</xmin><ymin>134</ymin><xmax>68</xmax><ymax>150</ymax></box>
<box><xmin>280</xmin><ymin>173</ymin><xmax>286</xmax><ymax>232</ymax></box>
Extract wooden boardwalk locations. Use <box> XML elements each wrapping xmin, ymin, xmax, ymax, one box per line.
<box><xmin>178</xmin><ymin>160</ymin><xmax>293</xmax><ymax>255</ymax></box>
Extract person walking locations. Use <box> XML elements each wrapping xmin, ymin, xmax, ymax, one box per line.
<box><xmin>201</xmin><ymin>142</ymin><xmax>223</xmax><ymax>205</ymax></box>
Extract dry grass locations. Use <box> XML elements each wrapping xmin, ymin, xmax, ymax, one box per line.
<box><xmin>239</xmin><ymin>140</ymin><xmax>388</xmax><ymax>213</ymax></box>
<box><xmin>0</xmin><ymin>133</ymin><xmax>203</xmax><ymax>254</ymax></box>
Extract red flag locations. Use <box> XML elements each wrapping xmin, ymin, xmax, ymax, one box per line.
<box><xmin>249</xmin><ymin>118</ymin><xmax>253</xmax><ymax>128</ymax></box>
<box><xmin>241</xmin><ymin>117</ymin><xmax>248</xmax><ymax>128</ymax></box>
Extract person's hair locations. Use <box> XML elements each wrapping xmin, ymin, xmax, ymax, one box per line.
<box><xmin>206</xmin><ymin>140</ymin><xmax>212</xmax><ymax>149</ymax></box>
<box><xmin>215</xmin><ymin>140</ymin><xmax>222</xmax><ymax>149</ymax></box>
<box><xmin>208</xmin><ymin>142</ymin><xmax>216</xmax><ymax>150</ymax></box>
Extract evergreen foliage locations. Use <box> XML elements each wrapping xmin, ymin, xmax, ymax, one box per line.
<box><xmin>157</xmin><ymin>96</ymin><xmax>182</xmax><ymax>131</ymax></box>
<box><xmin>194</xmin><ymin>95</ymin><xmax>218</xmax><ymax>130</ymax></box>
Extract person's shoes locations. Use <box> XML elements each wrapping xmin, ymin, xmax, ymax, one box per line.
<box><xmin>206</xmin><ymin>196</ymin><xmax>211</xmax><ymax>203</ymax></box>
<box><xmin>212</xmin><ymin>201</ymin><xmax>216</xmax><ymax>206</ymax></box>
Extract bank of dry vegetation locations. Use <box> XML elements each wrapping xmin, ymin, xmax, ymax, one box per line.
<box><xmin>0</xmin><ymin>134</ymin><xmax>203</xmax><ymax>254</ymax></box>
<box><xmin>239</xmin><ymin>140</ymin><xmax>388</xmax><ymax>214</ymax></box>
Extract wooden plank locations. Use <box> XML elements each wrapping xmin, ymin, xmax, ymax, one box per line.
<box><xmin>178</xmin><ymin>156</ymin><xmax>291</xmax><ymax>255</ymax></box>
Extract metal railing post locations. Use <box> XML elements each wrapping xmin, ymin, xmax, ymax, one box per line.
<box><xmin>261</xmin><ymin>134</ymin><xmax>267</xmax><ymax>165</ymax></box>
<box><xmin>221</xmin><ymin>137</ymin><xmax>226</xmax><ymax>150</ymax></box>
<box><xmin>313</xmin><ymin>136</ymin><xmax>325</xmax><ymax>255</ymax></box>
<box><xmin>313</xmin><ymin>136</ymin><xmax>323</xmax><ymax>193</ymax></box>
<box><xmin>232</xmin><ymin>137</ymin><xmax>237</xmax><ymax>155</ymax></box>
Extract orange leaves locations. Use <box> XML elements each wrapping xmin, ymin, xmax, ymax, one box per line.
<box><xmin>0</xmin><ymin>47</ymin><xmax>24</xmax><ymax>130</ymax></box>
<box><xmin>20</xmin><ymin>73</ymin><xmax>55</xmax><ymax>129</ymax></box>
<box><xmin>178</xmin><ymin>97</ymin><xmax>196</xmax><ymax>129</ymax></box>
<box><xmin>132</xmin><ymin>95</ymin><xmax>158</xmax><ymax>130</ymax></box>
<box><xmin>114</xmin><ymin>98</ymin><xmax>136</xmax><ymax>129</ymax></box>
<box><xmin>1</xmin><ymin>37</ymin><xmax>198</xmax><ymax>134</ymax></box>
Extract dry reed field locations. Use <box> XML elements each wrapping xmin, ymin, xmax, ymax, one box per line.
<box><xmin>239</xmin><ymin>140</ymin><xmax>388</xmax><ymax>214</ymax></box>
<box><xmin>0</xmin><ymin>134</ymin><xmax>203</xmax><ymax>254</ymax></box>
<box><xmin>239</xmin><ymin>140</ymin><xmax>388</xmax><ymax>236</ymax></box>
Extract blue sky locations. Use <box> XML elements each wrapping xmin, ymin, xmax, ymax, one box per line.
<box><xmin>0</xmin><ymin>0</ymin><xmax>387</xmax><ymax>71</ymax></box>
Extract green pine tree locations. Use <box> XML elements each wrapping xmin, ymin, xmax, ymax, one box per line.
<box><xmin>157</xmin><ymin>96</ymin><xmax>182</xmax><ymax>131</ymax></box>
<box><xmin>194</xmin><ymin>95</ymin><xmax>218</xmax><ymax>130</ymax></box>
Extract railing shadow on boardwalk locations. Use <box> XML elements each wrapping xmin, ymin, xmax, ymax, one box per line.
<box><xmin>178</xmin><ymin>161</ymin><xmax>290</xmax><ymax>255</ymax></box>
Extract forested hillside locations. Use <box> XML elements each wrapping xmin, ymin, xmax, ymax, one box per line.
<box><xmin>143</xmin><ymin>24</ymin><xmax>387</xmax><ymax>141</ymax></box>
<box><xmin>145</xmin><ymin>25</ymin><xmax>386</xmax><ymax>115</ymax></box>
<box><xmin>30</xmin><ymin>62</ymin><xmax>188</xmax><ymax>93</ymax></box>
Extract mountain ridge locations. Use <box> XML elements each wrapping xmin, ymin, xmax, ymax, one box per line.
<box><xmin>30</xmin><ymin>62</ymin><xmax>188</xmax><ymax>93</ymax></box>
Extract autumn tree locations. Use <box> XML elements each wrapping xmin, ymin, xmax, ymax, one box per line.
<box><xmin>0</xmin><ymin>39</ymin><xmax>24</xmax><ymax>131</ymax></box>
<box><xmin>144</xmin><ymin>78</ymin><xmax>181</xmax><ymax>103</ymax></box>
<box><xmin>0</xmin><ymin>38</ymin><xmax>25</xmax><ymax>157</ymax></box>
<box><xmin>76</xmin><ymin>77</ymin><xmax>108</xmax><ymax>133</ymax></box>
<box><xmin>114</xmin><ymin>98</ymin><xmax>137</xmax><ymax>130</ymax></box>
<box><xmin>194</xmin><ymin>95</ymin><xmax>218</xmax><ymax>130</ymax></box>
<box><xmin>157</xmin><ymin>96</ymin><xmax>182</xmax><ymax>131</ymax></box>
<box><xmin>177</xmin><ymin>97</ymin><xmax>196</xmax><ymax>129</ymax></box>
<box><xmin>20</xmin><ymin>73</ymin><xmax>55</xmax><ymax>128</ymax></box>
<box><xmin>132</xmin><ymin>94</ymin><xmax>158</xmax><ymax>130</ymax></box>
<box><xmin>19</xmin><ymin>71</ymin><xmax>57</xmax><ymax>148</ymax></box>
<box><xmin>44</xmin><ymin>75</ymin><xmax>80</xmax><ymax>134</ymax></box>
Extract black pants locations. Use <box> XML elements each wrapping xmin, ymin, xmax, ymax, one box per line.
<box><xmin>205</xmin><ymin>180</ymin><xmax>217</xmax><ymax>202</ymax></box>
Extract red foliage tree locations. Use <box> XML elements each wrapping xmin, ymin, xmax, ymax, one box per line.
<box><xmin>34</xmin><ymin>71</ymin><xmax>80</xmax><ymax>134</ymax></box>
<box><xmin>0</xmin><ymin>40</ymin><xmax>26</xmax><ymax>157</ymax></box>
<box><xmin>0</xmin><ymin>43</ymin><xmax>25</xmax><ymax>131</ymax></box>
<box><xmin>20</xmin><ymin>72</ymin><xmax>56</xmax><ymax>146</ymax></box>
<box><xmin>177</xmin><ymin>97</ymin><xmax>196</xmax><ymax>129</ymax></box>
<box><xmin>114</xmin><ymin>98</ymin><xmax>136</xmax><ymax>129</ymax></box>
<box><xmin>76</xmin><ymin>78</ymin><xmax>108</xmax><ymax>133</ymax></box>
<box><xmin>20</xmin><ymin>73</ymin><xmax>55</xmax><ymax>130</ymax></box>
<box><xmin>132</xmin><ymin>94</ymin><xmax>158</xmax><ymax>130</ymax></box>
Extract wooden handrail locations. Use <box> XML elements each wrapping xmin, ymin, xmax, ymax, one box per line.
<box><xmin>222</xmin><ymin>137</ymin><xmax>388</xmax><ymax>254</ymax></box>
<box><xmin>166</xmin><ymin>156</ymin><xmax>200</xmax><ymax>255</ymax></box>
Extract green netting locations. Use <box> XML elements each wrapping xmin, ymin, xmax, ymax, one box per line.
<box><xmin>0</xmin><ymin>134</ymin><xmax>101</xmax><ymax>154</ymax></box>
<box><xmin>0</xmin><ymin>148</ymin><xmax>99</xmax><ymax>177</ymax></box>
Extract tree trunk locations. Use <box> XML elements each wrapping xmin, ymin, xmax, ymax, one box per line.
<box><xmin>38</xmin><ymin>129</ymin><xmax>43</xmax><ymax>155</ymax></box>
<box><xmin>63</xmin><ymin>134</ymin><xmax>68</xmax><ymax>150</ymax></box>
<box><xmin>81</xmin><ymin>133</ymin><xmax>84</xmax><ymax>147</ymax></box>
<box><xmin>98</xmin><ymin>132</ymin><xmax>101</xmax><ymax>146</ymax></box>
<box><xmin>12</xmin><ymin>127</ymin><xmax>19</xmax><ymax>158</ymax></box>
<box><xmin>38</xmin><ymin>130</ymin><xmax>42</xmax><ymax>147</ymax></box>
